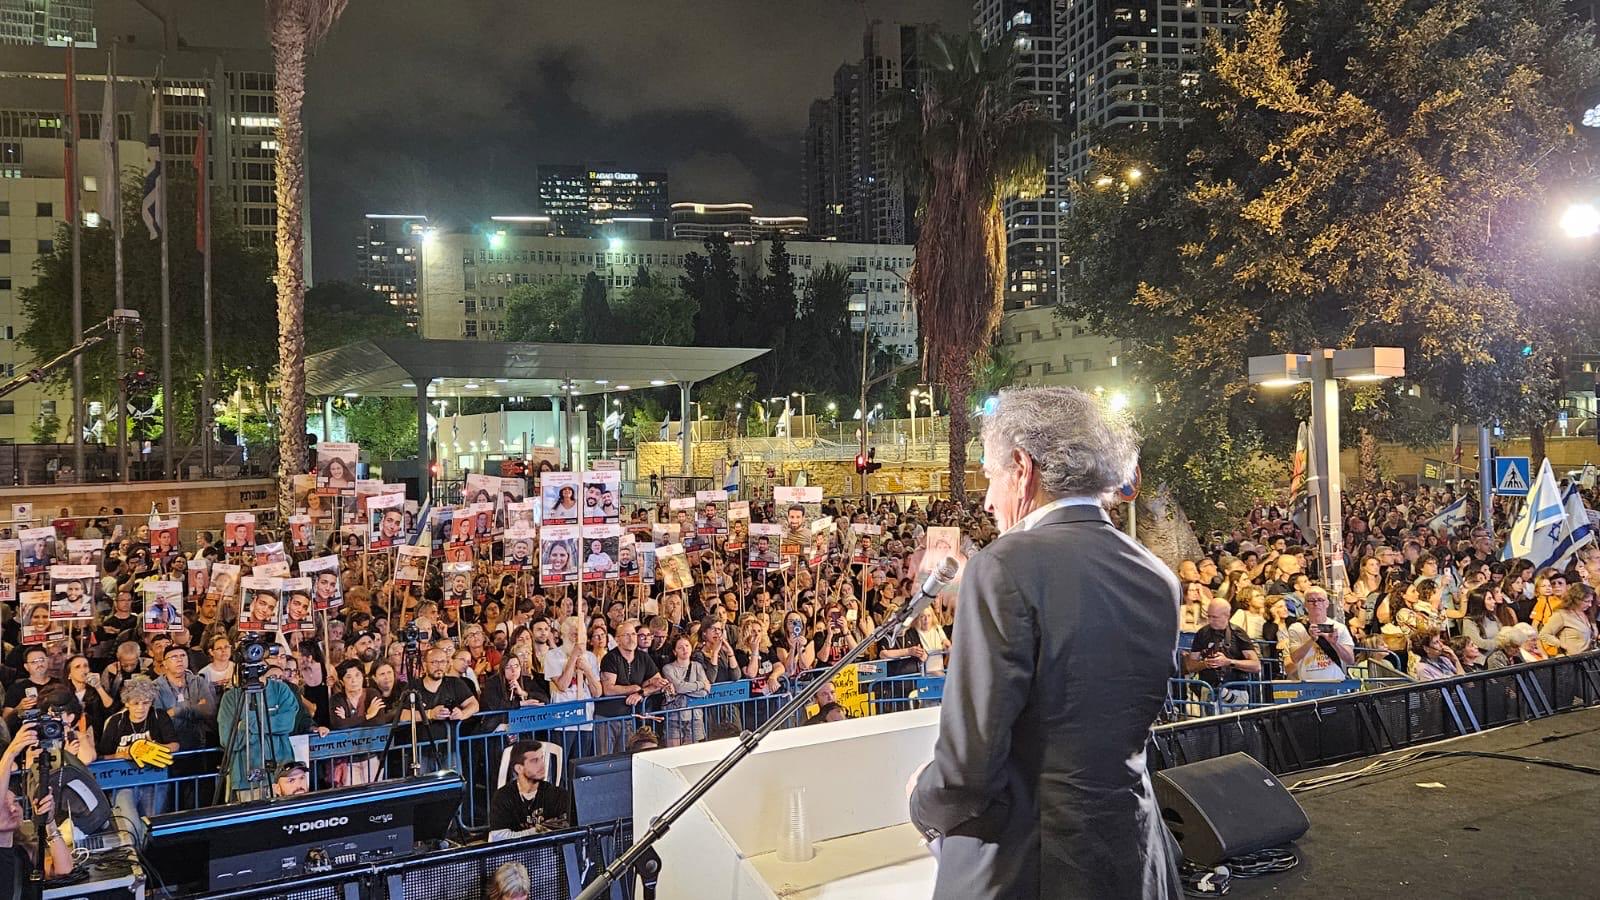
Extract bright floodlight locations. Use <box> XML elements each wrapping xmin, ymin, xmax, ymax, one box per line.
<box><xmin>489</xmin><ymin>230</ymin><xmax>506</xmax><ymax>249</ymax></box>
<box><xmin>1108</xmin><ymin>391</ymin><xmax>1130</xmax><ymax>412</ymax></box>
<box><xmin>609</xmin><ymin>237</ymin><xmax>624</xmax><ymax>252</ymax></box>
<box><xmin>1560</xmin><ymin>202</ymin><xmax>1600</xmax><ymax>239</ymax></box>
<box><xmin>1583</xmin><ymin>104</ymin><xmax>1600</xmax><ymax>128</ymax></box>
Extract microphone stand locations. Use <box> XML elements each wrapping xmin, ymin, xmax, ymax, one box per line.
<box><xmin>575</xmin><ymin>599</ymin><xmax>925</xmax><ymax>900</ymax></box>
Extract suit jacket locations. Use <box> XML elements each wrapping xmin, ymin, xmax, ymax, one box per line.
<box><xmin>909</xmin><ymin>504</ymin><xmax>1182</xmax><ymax>899</ymax></box>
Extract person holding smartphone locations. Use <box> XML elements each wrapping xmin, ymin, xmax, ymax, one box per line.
<box><xmin>1285</xmin><ymin>587</ymin><xmax>1356</xmax><ymax>682</ymax></box>
<box><xmin>1183</xmin><ymin>600</ymin><xmax>1261</xmax><ymax>705</ymax></box>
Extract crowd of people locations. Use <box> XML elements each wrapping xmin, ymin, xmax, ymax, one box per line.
<box><xmin>0</xmin><ymin>472</ymin><xmax>1595</xmax><ymax>887</ymax></box>
<box><xmin>1178</xmin><ymin>483</ymin><xmax>1600</xmax><ymax>703</ymax></box>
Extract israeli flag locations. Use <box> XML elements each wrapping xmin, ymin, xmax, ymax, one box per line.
<box><xmin>723</xmin><ymin>458</ymin><xmax>740</xmax><ymax>494</ymax></box>
<box><xmin>1501</xmin><ymin>459</ymin><xmax>1566</xmax><ymax>567</ymax></box>
<box><xmin>1427</xmin><ymin>496</ymin><xmax>1470</xmax><ymax>533</ymax></box>
<box><xmin>658</xmin><ymin>414</ymin><xmax>671</xmax><ymax>441</ymax></box>
<box><xmin>1544</xmin><ymin>483</ymin><xmax>1597</xmax><ymax>571</ymax></box>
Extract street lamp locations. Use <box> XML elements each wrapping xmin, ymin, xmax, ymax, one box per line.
<box><xmin>790</xmin><ymin>392</ymin><xmax>811</xmax><ymax>436</ymax></box>
<box><xmin>1560</xmin><ymin>202</ymin><xmax>1600</xmax><ymax>239</ymax></box>
<box><xmin>1248</xmin><ymin>347</ymin><xmax>1406</xmax><ymax>598</ymax></box>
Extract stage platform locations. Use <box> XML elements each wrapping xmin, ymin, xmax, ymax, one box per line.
<box><xmin>1230</xmin><ymin>705</ymin><xmax>1600</xmax><ymax>898</ymax></box>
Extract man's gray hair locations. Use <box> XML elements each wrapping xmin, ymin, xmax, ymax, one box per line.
<box><xmin>982</xmin><ymin>386</ymin><xmax>1138</xmax><ymax>500</ymax></box>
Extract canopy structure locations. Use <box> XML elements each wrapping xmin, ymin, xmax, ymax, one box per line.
<box><xmin>304</xmin><ymin>338</ymin><xmax>769</xmax><ymax>496</ymax></box>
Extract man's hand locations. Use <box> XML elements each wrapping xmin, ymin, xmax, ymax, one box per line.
<box><xmin>31</xmin><ymin>792</ymin><xmax>55</xmax><ymax>819</ymax></box>
<box><xmin>625</xmin><ymin>693</ymin><xmax>642</xmax><ymax>707</ymax></box>
<box><xmin>1205</xmin><ymin>655</ymin><xmax>1229</xmax><ymax>670</ymax></box>
<box><xmin>429</xmin><ymin>705</ymin><xmax>450</xmax><ymax>721</ymax></box>
<box><xmin>15</xmin><ymin>693</ymin><xmax>38</xmax><ymax>714</ymax></box>
<box><xmin>3</xmin><ymin>724</ymin><xmax>39</xmax><ymax>765</ymax></box>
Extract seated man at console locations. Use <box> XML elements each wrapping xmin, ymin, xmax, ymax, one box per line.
<box><xmin>488</xmin><ymin>740</ymin><xmax>570</xmax><ymax>841</ymax></box>
<box><xmin>274</xmin><ymin>760</ymin><xmax>311</xmax><ymax>798</ymax></box>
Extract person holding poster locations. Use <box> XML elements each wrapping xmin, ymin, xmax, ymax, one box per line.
<box><xmin>540</xmin><ymin>525</ymin><xmax>580</xmax><ymax>585</ymax></box>
<box><xmin>505</xmin><ymin>527</ymin><xmax>536</xmax><ymax>570</ymax></box>
<box><xmin>288</xmin><ymin>515</ymin><xmax>313</xmax><ymax>553</ymax></box>
<box><xmin>19</xmin><ymin>594</ymin><xmax>53</xmax><ymax>643</ymax></box>
<box><xmin>144</xmin><ymin>582</ymin><xmax>183</xmax><ymax>632</ymax></box>
<box><xmin>656</xmin><ymin>544</ymin><xmax>693</xmax><ymax>593</ymax></box>
<box><xmin>239</xmin><ymin>577</ymin><xmax>282</xmax><ymax>632</ymax></box>
<box><xmin>368</xmin><ymin>495</ymin><xmax>406</xmax><ymax>549</ymax></box>
<box><xmin>301</xmin><ymin>556</ymin><xmax>342</xmax><ymax>611</ymax></box>
<box><xmin>318</xmin><ymin>442</ymin><xmax>358</xmax><ymax>490</ymax></box>
<box><xmin>50</xmin><ymin>564</ymin><xmax>96</xmax><ymax>619</ymax></box>
<box><xmin>224</xmin><ymin>513</ymin><xmax>256</xmax><ymax>552</ymax></box>
<box><xmin>542</xmin><ymin>472</ymin><xmax>580</xmax><ymax>525</ymax></box>
<box><xmin>281</xmin><ymin>579</ymin><xmax>315</xmax><ymax>634</ymax></box>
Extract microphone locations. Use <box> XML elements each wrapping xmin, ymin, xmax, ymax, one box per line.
<box><xmin>896</xmin><ymin>557</ymin><xmax>959</xmax><ymax>640</ymax></box>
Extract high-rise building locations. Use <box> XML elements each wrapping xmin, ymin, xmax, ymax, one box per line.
<box><xmin>670</xmin><ymin>202</ymin><xmax>808</xmax><ymax>243</ymax></box>
<box><xmin>418</xmin><ymin>225</ymin><xmax>918</xmax><ymax>361</ymax></box>
<box><xmin>981</xmin><ymin>0</ymin><xmax>1243</xmax><ymax>389</ymax></box>
<box><xmin>803</xmin><ymin>20</ymin><xmax>926</xmax><ymax>245</ymax></box>
<box><xmin>536</xmin><ymin>164</ymin><xmax>669</xmax><ymax>239</ymax></box>
<box><xmin>0</xmin><ymin>0</ymin><xmax>95</xmax><ymax>47</ymax></box>
<box><xmin>357</xmin><ymin>214</ymin><xmax>428</xmax><ymax>326</ymax></box>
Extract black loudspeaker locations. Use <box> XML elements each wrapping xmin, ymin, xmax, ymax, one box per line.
<box><xmin>1154</xmin><ymin>752</ymin><xmax>1309</xmax><ymax>865</ymax></box>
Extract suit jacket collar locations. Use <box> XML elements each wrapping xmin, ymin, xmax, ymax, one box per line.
<box><xmin>1030</xmin><ymin>503</ymin><xmax>1111</xmax><ymax>530</ymax></box>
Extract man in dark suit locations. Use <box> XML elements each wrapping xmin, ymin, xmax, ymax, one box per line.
<box><xmin>909</xmin><ymin>386</ymin><xmax>1182</xmax><ymax>899</ymax></box>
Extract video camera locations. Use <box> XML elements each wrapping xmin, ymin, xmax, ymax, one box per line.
<box><xmin>237</xmin><ymin>634</ymin><xmax>277</xmax><ymax>688</ymax></box>
<box><xmin>21</xmin><ymin>706</ymin><xmax>66</xmax><ymax>750</ymax></box>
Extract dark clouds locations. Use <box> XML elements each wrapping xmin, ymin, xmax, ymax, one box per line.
<box><xmin>101</xmin><ymin>0</ymin><xmax>969</xmax><ymax>281</ymax></box>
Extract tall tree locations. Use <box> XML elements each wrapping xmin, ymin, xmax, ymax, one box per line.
<box><xmin>577</xmin><ymin>272</ymin><xmax>613</xmax><ymax>342</ymax></box>
<box><xmin>305</xmin><ymin>281</ymin><xmax>411</xmax><ymax>353</ymax></box>
<box><xmin>269</xmin><ymin>0</ymin><xmax>348</xmax><ymax>517</ymax></box>
<box><xmin>741</xmin><ymin>237</ymin><xmax>799</xmax><ymax>396</ymax></box>
<box><xmin>683</xmin><ymin>237</ymin><xmax>740</xmax><ymax>346</ymax></box>
<box><xmin>891</xmin><ymin>31</ymin><xmax>1058</xmax><ymax>499</ymax></box>
<box><xmin>1059</xmin><ymin>0</ymin><xmax>1600</xmax><ymax>530</ymax></box>
<box><xmin>503</xmin><ymin>281</ymin><xmax>580</xmax><ymax>342</ymax></box>
<box><xmin>617</xmin><ymin>267</ymin><xmax>697</xmax><ymax>346</ymax></box>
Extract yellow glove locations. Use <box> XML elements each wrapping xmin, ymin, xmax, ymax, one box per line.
<box><xmin>129</xmin><ymin>738</ymin><xmax>174</xmax><ymax>769</ymax></box>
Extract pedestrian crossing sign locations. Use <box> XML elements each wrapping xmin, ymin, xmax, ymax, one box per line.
<box><xmin>1493</xmin><ymin>456</ymin><xmax>1530</xmax><ymax>496</ymax></box>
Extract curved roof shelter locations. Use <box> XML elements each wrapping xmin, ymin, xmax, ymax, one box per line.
<box><xmin>304</xmin><ymin>338</ymin><xmax>768</xmax><ymax>494</ymax></box>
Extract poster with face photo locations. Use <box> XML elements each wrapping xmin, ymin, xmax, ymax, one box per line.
<box><xmin>668</xmin><ymin>498</ymin><xmax>700</xmax><ymax>549</ymax></box>
<box><xmin>254</xmin><ymin>541</ymin><xmax>288</xmax><ymax>567</ymax></box>
<box><xmin>469</xmin><ymin>502</ymin><xmax>495</xmax><ymax>540</ymax></box>
<box><xmin>287</xmin><ymin>514</ymin><xmax>313</xmax><ymax>553</ymax></box>
<box><xmin>617</xmin><ymin>534</ymin><xmax>640</xmax><ymax>582</ymax></box>
<box><xmin>443</xmin><ymin>561</ymin><xmax>473</xmax><ymax>609</ymax></box>
<box><xmin>49</xmin><ymin>564</ymin><xmax>96</xmax><ymax>620</ymax></box>
<box><xmin>655</xmin><ymin>543</ymin><xmax>693</xmax><ymax>593</ymax></box>
<box><xmin>921</xmin><ymin>526</ymin><xmax>964</xmax><ymax>576</ymax></box>
<box><xmin>444</xmin><ymin>540</ymin><xmax>473</xmax><ymax>564</ymax></box>
<box><xmin>280</xmin><ymin>576</ymin><xmax>315</xmax><ymax>634</ymax></box>
<box><xmin>651</xmin><ymin>522</ymin><xmax>680</xmax><ymax>548</ymax></box>
<box><xmin>0</xmin><ymin>539</ymin><xmax>17</xmax><ymax>603</ymax></box>
<box><xmin>426</xmin><ymin>506</ymin><xmax>455</xmax><ymax>555</ymax></box>
<box><xmin>291</xmin><ymin>471</ymin><xmax>318</xmax><ymax>511</ymax></box>
<box><xmin>19</xmin><ymin>526</ymin><xmax>56</xmax><ymax>573</ymax></box>
<box><xmin>504</xmin><ymin>525</ymin><xmax>537</xmax><ymax>571</ymax></box>
<box><xmin>149</xmin><ymin>518</ymin><xmax>181</xmax><ymax>559</ymax></box>
<box><xmin>299</xmin><ymin>555</ymin><xmax>342</xmax><ymax>611</ymax></box>
<box><xmin>19</xmin><ymin>591</ymin><xmax>53</xmax><ymax>644</ymax></box>
<box><xmin>581</xmin><ymin>524</ymin><xmax>623</xmax><ymax>582</ymax></box>
<box><xmin>582</xmin><ymin>470</ymin><xmax>622</xmax><ymax>525</ymax></box>
<box><xmin>773</xmin><ymin>487</ymin><xmax>822</xmax><ymax>556</ymax></box>
<box><xmin>66</xmin><ymin>538</ymin><xmax>104</xmax><ymax>570</ymax></box>
<box><xmin>208</xmin><ymin>562</ymin><xmax>241</xmax><ymax>609</ymax></box>
<box><xmin>239</xmin><ymin>576</ymin><xmax>282</xmax><ymax>632</ymax></box>
<box><xmin>448</xmin><ymin>506</ymin><xmax>475</xmax><ymax>545</ymax></box>
<box><xmin>850</xmin><ymin>523</ymin><xmax>882</xmax><ymax>565</ymax></box>
<box><xmin>539</xmin><ymin>524</ymin><xmax>580</xmax><ymax>586</ymax></box>
<box><xmin>499</xmin><ymin>476</ymin><xmax>526</xmax><ymax>528</ymax></box>
<box><xmin>541</xmin><ymin>471</ymin><xmax>580</xmax><ymax>526</ymax></box>
<box><xmin>638</xmin><ymin>541</ymin><xmax>658</xmax><ymax>585</ymax></box>
<box><xmin>188</xmin><ymin>559</ymin><xmax>211</xmax><ymax>598</ymax></box>
<box><xmin>464</xmin><ymin>472</ymin><xmax>501</xmax><ymax>519</ymax></box>
<box><xmin>317</xmin><ymin>442</ymin><xmax>359</xmax><ymax>492</ymax></box>
<box><xmin>726</xmin><ymin>501</ymin><xmax>749</xmax><ymax>551</ymax></box>
<box><xmin>224</xmin><ymin>512</ymin><xmax>256</xmax><ymax>553</ymax></box>
<box><xmin>506</xmin><ymin>499</ymin><xmax>537</xmax><ymax>530</ymax></box>
<box><xmin>254</xmin><ymin>560</ymin><xmax>291</xmax><ymax>578</ymax></box>
<box><xmin>807</xmin><ymin>517</ymin><xmax>836</xmax><ymax>567</ymax></box>
<box><xmin>395</xmin><ymin>544</ymin><xmax>429</xmax><ymax>583</ymax></box>
<box><xmin>694</xmin><ymin>490</ymin><xmax>729</xmax><ymax>536</ymax></box>
<box><xmin>142</xmin><ymin>580</ymin><xmax>184</xmax><ymax>633</ymax></box>
<box><xmin>368</xmin><ymin>493</ymin><xmax>406</xmax><ymax>549</ymax></box>
<box><xmin>748</xmin><ymin>523</ymin><xmax>784</xmax><ymax>569</ymax></box>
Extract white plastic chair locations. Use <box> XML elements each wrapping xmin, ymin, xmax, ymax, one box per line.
<box><xmin>495</xmin><ymin>739</ymin><xmax>563</xmax><ymax>789</ymax></box>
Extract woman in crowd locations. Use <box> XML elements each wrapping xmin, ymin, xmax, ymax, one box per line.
<box><xmin>64</xmin><ymin>653</ymin><xmax>115</xmax><ymax>739</ymax></box>
<box><xmin>733</xmin><ymin>614</ymin><xmax>784</xmax><ymax>694</ymax></box>
<box><xmin>1179</xmin><ymin>581</ymin><xmax>1208</xmax><ymax>634</ymax></box>
<box><xmin>693</xmin><ymin>618</ymin><xmax>741</xmax><ymax>684</ymax></box>
<box><xmin>1485</xmin><ymin>623</ymin><xmax>1547</xmax><ymax>669</ymax></box>
<box><xmin>1461</xmin><ymin>585</ymin><xmax>1515</xmax><ymax>654</ymax></box>
<box><xmin>660</xmin><ymin>635</ymin><xmax>711</xmax><ymax>746</ymax></box>
<box><xmin>1410</xmin><ymin>629</ymin><xmax>1464</xmax><ymax>680</ymax></box>
<box><xmin>198</xmin><ymin>632</ymin><xmax>236</xmax><ymax>693</ymax></box>
<box><xmin>480</xmin><ymin>653</ymin><xmax>549</xmax><ymax>714</ymax></box>
<box><xmin>1229</xmin><ymin>586</ymin><xmax>1268</xmax><ymax>640</ymax></box>
<box><xmin>1538</xmin><ymin>584</ymin><xmax>1596</xmax><ymax>657</ymax></box>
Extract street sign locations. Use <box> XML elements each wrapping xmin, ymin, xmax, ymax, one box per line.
<box><xmin>1422</xmin><ymin>462</ymin><xmax>1441</xmax><ymax>482</ymax></box>
<box><xmin>1493</xmin><ymin>456</ymin><xmax>1530</xmax><ymax>496</ymax></box>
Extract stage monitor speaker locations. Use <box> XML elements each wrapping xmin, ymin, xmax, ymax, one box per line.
<box><xmin>1153</xmin><ymin>752</ymin><xmax>1308</xmax><ymax>866</ymax></box>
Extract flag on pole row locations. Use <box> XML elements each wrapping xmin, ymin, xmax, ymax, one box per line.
<box><xmin>140</xmin><ymin>89</ymin><xmax>163</xmax><ymax>240</ymax></box>
<box><xmin>193</xmin><ymin>121</ymin><xmax>207</xmax><ymax>252</ymax></box>
<box><xmin>1288</xmin><ymin>420</ymin><xmax>1313</xmax><ymax>536</ymax></box>
<box><xmin>1544</xmin><ymin>483</ymin><xmax>1598</xmax><ymax>572</ymax></box>
<box><xmin>98</xmin><ymin>49</ymin><xmax>118</xmax><ymax>223</ymax></box>
<box><xmin>63</xmin><ymin>39</ymin><xmax>78</xmax><ymax>225</ymax></box>
<box><xmin>1427</xmin><ymin>496</ymin><xmax>1471</xmax><ymax>533</ymax></box>
<box><xmin>1501</xmin><ymin>459</ymin><xmax>1566</xmax><ymax>568</ymax></box>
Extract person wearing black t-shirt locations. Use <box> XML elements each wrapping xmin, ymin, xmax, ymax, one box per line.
<box><xmin>1</xmin><ymin>724</ymin><xmax>75</xmax><ymax>889</ymax></box>
<box><xmin>402</xmin><ymin>646</ymin><xmax>480</xmax><ymax>724</ymax></box>
<box><xmin>1183</xmin><ymin>600</ymin><xmax>1261</xmax><ymax>703</ymax></box>
<box><xmin>3</xmin><ymin>647</ymin><xmax>62</xmax><ymax>732</ymax></box>
<box><xmin>598</xmin><ymin>622</ymin><xmax>667</xmax><ymax>753</ymax></box>
<box><xmin>488</xmin><ymin>740</ymin><xmax>570</xmax><ymax>839</ymax></box>
<box><xmin>94</xmin><ymin>589</ymin><xmax>141</xmax><ymax>655</ymax></box>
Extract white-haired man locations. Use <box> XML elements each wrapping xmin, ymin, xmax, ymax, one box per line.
<box><xmin>908</xmin><ymin>386</ymin><xmax>1182</xmax><ymax>899</ymax></box>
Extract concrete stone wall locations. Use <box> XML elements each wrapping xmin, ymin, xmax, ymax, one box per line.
<box><xmin>1</xmin><ymin>478</ymin><xmax>277</xmax><ymax>534</ymax></box>
<box><xmin>635</xmin><ymin>440</ymin><xmax>966</xmax><ymax>499</ymax></box>
<box><xmin>1337</xmin><ymin>435</ymin><xmax>1600</xmax><ymax>484</ymax></box>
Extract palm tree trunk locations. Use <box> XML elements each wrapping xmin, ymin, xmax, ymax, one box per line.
<box><xmin>272</xmin><ymin>17</ymin><xmax>308</xmax><ymax>519</ymax></box>
<box><xmin>946</xmin><ymin>373</ymin><xmax>971</xmax><ymax>503</ymax></box>
<box><xmin>1357</xmin><ymin>426</ymin><xmax>1380</xmax><ymax>491</ymax></box>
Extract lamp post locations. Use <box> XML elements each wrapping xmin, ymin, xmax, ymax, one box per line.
<box><xmin>790</xmin><ymin>392</ymin><xmax>810</xmax><ymax>438</ymax></box>
<box><xmin>1248</xmin><ymin>347</ymin><xmax>1406</xmax><ymax>600</ymax></box>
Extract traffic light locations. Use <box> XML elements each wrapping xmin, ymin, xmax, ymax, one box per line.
<box><xmin>855</xmin><ymin>453</ymin><xmax>869</xmax><ymax>474</ymax></box>
<box><xmin>865</xmin><ymin>448</ymin><xmax>882</xmax><ymax>475</ymax></box>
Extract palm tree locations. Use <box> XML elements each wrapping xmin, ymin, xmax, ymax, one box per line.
<box><xmin>892</xmin><ymin>32</ymin><xmax>1057</xmax><ymax>501</ymax></box>
<box><xmin>268</xmin><ymin>0</ymin><xmax>348</xmax><ymax>517</ymax></box>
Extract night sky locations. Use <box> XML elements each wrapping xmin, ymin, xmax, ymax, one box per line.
<box><xmin>100</xmin><ymin>0</ymin><xmax>972</xmax><ymax>282</ymax></box>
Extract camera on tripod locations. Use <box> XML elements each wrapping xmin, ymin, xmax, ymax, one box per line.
<box><xmin>401</xmin><ymin>621</ymin><xmax>422</xmax><ymax>653</ymax></box>
<box><xmin>237</xmin><ymin>634</ymin><xmax>275</xmax><ymax>688</ymax></box>
<box><xmin>21</xmin><ymin>707</ymin><xmax>66</xmax><ymax>749</ymax></box>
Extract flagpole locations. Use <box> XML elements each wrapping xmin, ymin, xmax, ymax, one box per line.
<box><xmin>109</xmin><ymin>43</ymin><xmax>128</xmax><ymax>483</ymax></box>
<box><xmin>200</xmin><ymin>84</ymin><xmax>214</xmax><ymax>478</ymax></box>
<box><xmin>67</xmin><ymin>35</ymin><xmax>84</xmax><ymax>479</ymax></box>
<box><xmin>158</xmin><ymin>66</ymin><xmax>174</xmax><ymax>480</ymax></box>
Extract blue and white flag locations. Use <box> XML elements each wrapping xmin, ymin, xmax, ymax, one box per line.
<box><xmin>723</xmin><ymin>458</ymin><xmax>740</xmax><ymax>494</ymax></box>
<box><xmin>1501</xmin><ymin>459</ymin><xmax>1566</xmax><ymax>567</ymax></box>
<box><xmin>140</xmin><ymin>92</ymin><xmax>162</xmax><ymax>239</ymax></box>
<box><xmin>1427</xmin><ymin>496</ymin><xmax>1470</xmax><ymax>534</ymax></box>
<box><xmin>1544</xmin><ymin>483</ymin><xmax>1597</xmax><ymax>571</ymax></box>
<box><xmin>658</xmin><ymin>414</ymin><xmax>670</xmax><ymax>441</ymax></box>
